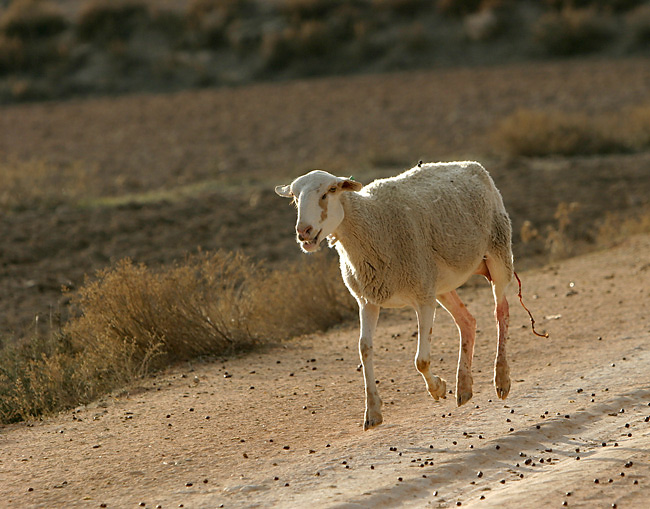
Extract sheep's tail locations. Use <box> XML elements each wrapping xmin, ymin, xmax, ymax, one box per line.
<box><xmin>514</xmin><ymin>271</ymin><xmax>549</xmax><ymax>338</ymax></box>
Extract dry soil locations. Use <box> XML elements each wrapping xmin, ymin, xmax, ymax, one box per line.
<box><xmin>1</xmin><ymin>234</ymin><xmax>649</xmax><ymax>508</ymax></box>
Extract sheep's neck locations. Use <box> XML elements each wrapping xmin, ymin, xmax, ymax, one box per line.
<box><xmin>335</xmin><ymin>193</ymin><xmax>385</xmax><ymax>267</ymax></box>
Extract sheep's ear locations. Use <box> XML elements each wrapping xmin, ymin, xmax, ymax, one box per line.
<box><xmin>339</xmin><ymin>178</ymin><xmax>363</xmax><ymax>192</ymax></box>
<box><xmin>275</xmin><ymin>184</ymin><xmax>293</xmax><ymax>198</ymax></box>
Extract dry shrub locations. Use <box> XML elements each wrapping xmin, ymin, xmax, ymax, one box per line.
<box><xmin>0</xmin><ymin>250</ymin><xmax>355</xmax><ymax>423</ymax></box>
<box><xmin>0</xmin><ymin>0</ymin><xmax>67</xmax><ymax>40</ymax></box>
<box><xmin>372</xmin><ymin>0</ymin><xmax>430</xmax><ymax>16</ymax></box>
<box><xmin>519</xmin><ymin>202</ymin><xmax>581</xmax><ymax>261</ymax></box>
<box><xmin>492</xmin><ymin>106</ymin><xmax>650</xmax><ymax>157</ymax></box>
<box><xmin>437</xmin><ymin>0</ymin><xmax>483</xmax><ymax>17</ymax></box>
<box><xmin>187</xmin><ymin>0</ymin><xmax>256</xmax><ymax>48</ymax></box>
<box><xmin>66</xmin><ymin>251</ymin><xmax>354</xmax><ymax>362</ymax></box>
<box><xmin>65</xmin><ymin>253</ymin><xmax>261</xmax><ymax>364</ymax></box>
<box><xmin>281</xmin><ymin>0</ymin><xmax>346</xmax><ymax>20</ymax></box>
<box><xmin>261</xmin><ymin>20</ymin><xmax>340</xmax><ymax>70</ymax></box>
<box><xmin>545</xmin><ymin>0</ymin><xmax>646</xmax><ymax>13</ymax></box>
<box><xmin>0</xmin><ymin>34</ymin><xmax>24</xmax><ymax>73</ymax></box>
<box><xmin>545</xmin><ymin>201</ymin><xmax>581</xmax><ymax>260</ymax></box>
<box><xmin>596</xmin><ymin>206</ymin><xmax>650</xmax><ymax>248</ymax></box>
<box><xmin>627</xmin><ymin>4</ymin><xmax>650</xmax><ymax>47</ymax></box>
<box><xmin>533</xmin><ymin>7</ymin><xmax>616</xmax><ymax>56</ymax></box>
<box><xmin>76</xmin><ymin>0</ymin><xmax>150</xmax><ymax>43</ymax></box>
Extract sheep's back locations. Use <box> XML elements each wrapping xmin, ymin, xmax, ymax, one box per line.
<box><xmin>361</xmin><ymin>162</ymin><xmax>503</xmax><ymax>269</ymax></box>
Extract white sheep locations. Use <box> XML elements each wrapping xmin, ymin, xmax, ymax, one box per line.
<box><xmin>276</xmin><ymin>161</ymin><xmax>515</xmax><ymax>430</ymax></box>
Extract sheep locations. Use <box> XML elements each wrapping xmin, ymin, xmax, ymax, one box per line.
<box><xmin>275</xmin><ymin>161</ymin><xmax>515</xmax><ymax>430</ymax></box>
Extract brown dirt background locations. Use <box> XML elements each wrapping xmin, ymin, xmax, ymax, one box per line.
<box><xmin>1</xmin><ymin>58</ymin><xmax>649</xmax><ymax>335</ymax></box>
<box><xmin>1</xmin><ymin>57</ymin><xmax>649</xmax><ymax>507</ymax></box>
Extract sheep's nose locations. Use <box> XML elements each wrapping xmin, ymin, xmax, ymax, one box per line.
<box><xmin>297</xmin><ymin>225</ymin><xmax>313</xmax><ymax>241</ymax></box>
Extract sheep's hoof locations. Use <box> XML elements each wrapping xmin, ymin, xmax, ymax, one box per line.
<box><xmin>363</xmin><ymin>411</ymin><xmax>383</xmax><ymax>430</ymax></box>
<box><xmin>494</xmin><ymin>375</ymin><xmax>511</xmax><ymax>400</ymax></box>
<box><xmin>428</xmin><ymin>376</ymin><xmax>447</xmax><ymax>401</ymax></box>
<box><xmin>456</xmin><ymin>374</ymin><xmax>473</xmax><ymax>407</ymax></box>
<box><xmin>456</xmin><ymin>389</ymin><xmax>473</xmax><ymax>407</ymax></box>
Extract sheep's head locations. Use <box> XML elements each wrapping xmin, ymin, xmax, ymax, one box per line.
<box><xmin>275</xmin><ymin>170</ymin><xmax>363</xmax><ymax>253</ymax></box>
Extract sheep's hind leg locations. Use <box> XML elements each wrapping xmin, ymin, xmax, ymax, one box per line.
<box><xmin>486</xmin><ymin>254</ymin><xmax>513</xmax><ymax>400</ymax></box>
<box><xmin>358</xmin><ymin>301</ymin><xmax>383</xmax><ymax>430</ymax></box>
<box><xmin>437</xmin><ymin>291</ymin><xmax>477</xmax><ymax>407</ymax></box>
<box><xmin>415</xmin><ymin>303</ymin><xmax>447</xmax><ymax>401</ymax></box>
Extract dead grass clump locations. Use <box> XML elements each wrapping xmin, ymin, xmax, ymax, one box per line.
<box><xmin>533</xmin><ymin>7</ymin><xmax>616</xmax><ymax>56</ymax></box>
<box><xmin>492</xmin><ymin>107</ymin><xmax>650</xmax><ymax>157</ymax></box>
<box><xmin>0</xmin><ymin>158</ymin><xmax>98</xmax><ymax>211</ymax></box>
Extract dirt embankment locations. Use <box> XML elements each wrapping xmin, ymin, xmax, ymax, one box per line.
<box><xmin>1</xmin><ymin>233</ymin><xmax>649</xmax><ymax>508</ymax></box>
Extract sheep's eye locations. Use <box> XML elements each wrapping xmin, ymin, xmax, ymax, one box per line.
<box><xmin>329</xmin><ymin>186</ymin><xmax>337</xmax><ymax>193</ymax></box>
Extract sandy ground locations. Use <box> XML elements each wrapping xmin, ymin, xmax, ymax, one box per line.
<box><xmin>1</xmin><ymin>233</ymin><xmax>649</xmax><ymax>508</ymax></box>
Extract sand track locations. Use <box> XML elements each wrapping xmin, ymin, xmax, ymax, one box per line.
<box><xmin>2</xmin><ymin>234</ymin><xmax>649</xmax><ymax>508</ymax></box>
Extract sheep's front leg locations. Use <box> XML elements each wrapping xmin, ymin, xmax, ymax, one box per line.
<box><xmin>415</xmin><ymin>304</ymin><xmax>447</xmax><ymax>401</ymax></box>
<box><xmin>358</xmin><ymin>301</ymin><xmax>382</xmax><ymax>430</ymax></box>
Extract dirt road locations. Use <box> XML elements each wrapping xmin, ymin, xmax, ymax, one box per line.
<box><xmin>2</xmin><ymin>234</ymin><xmax>649</xmax><ymax>508</ymax></box>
